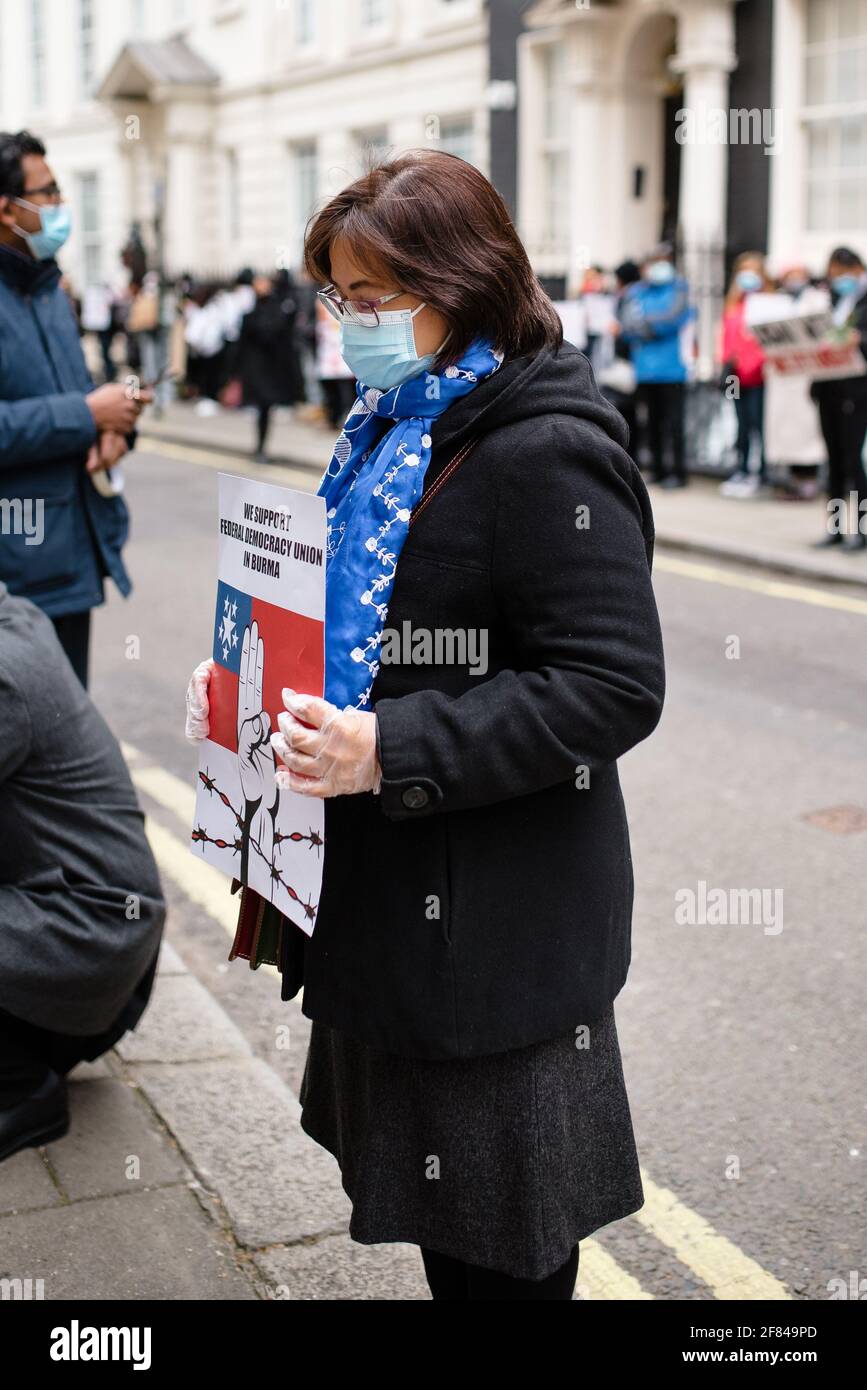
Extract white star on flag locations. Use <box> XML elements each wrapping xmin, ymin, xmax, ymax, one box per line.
<box><xmin>219</xmin><ymin>606</ymin><xmax>236</xmax><ymax>661</ymax></box>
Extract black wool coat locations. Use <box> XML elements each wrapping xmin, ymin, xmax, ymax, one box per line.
<box><xmin>281</xmin><ymin>342</ymin><xmax>666</xmax><ymax>1060</ymax></box>
<box><xmin>238</xmin><ymin>293</ymin><xmax>305</xmax><ymax>409</ymax></box>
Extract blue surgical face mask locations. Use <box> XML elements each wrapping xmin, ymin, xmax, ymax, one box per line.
<box><xmin>12</xmin><ymin>197</ymin><xmax>72</xmax><ymax>260</ymax></box>
<box><xmin>645</xmin><ymin>260</ymin><xmax>675</xmax><ymax>285</ymax></box>
<box><xmin>736</xmin><ymin>269</ymin><xmax>762</xmax><ymax>293</ymax></box>
<box><xmin>831</xmin><ymin>274</ymin><xmax>860</xmax><ymax>299</ymax></box>
<box><xmin>339</xmin><ymin>303</ymin><xmax>443</xmax><ymax>391</ymax></box>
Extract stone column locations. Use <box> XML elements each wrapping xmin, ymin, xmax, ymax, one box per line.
<box><xmin>160</xmin><ymin>95</ymin><xmax>215</xmax><ymax>276</ymax></box>
<box><xmin>670</xmin><ymin>0</ymin><xmax>737</xmax><ymax>379</ymax></box>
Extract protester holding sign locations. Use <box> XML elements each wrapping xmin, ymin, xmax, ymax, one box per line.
<box><xmin>718</xmin><ymin>253</ymin><xmax>770</xmax><ymax>498</ymax></box>
<box><xmin>185</xmin><ymin>149</ymin><xmax>665</xmax><ymax>1301</ymax></box>
<box><xmin>810</xmin><ymin>247</ymin><xmax>867</xmax><ymax>551</ymax></box>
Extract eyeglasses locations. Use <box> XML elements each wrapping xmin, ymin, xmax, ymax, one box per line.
<box><xmin>317</xmin><ymin>282</ymin><xmax>404</xmax><ymax>327</ymax></box>
<box><xmin>16</xmin><ymin>181</ymin><xmax>63</xmax><ymax>205</ymax></box>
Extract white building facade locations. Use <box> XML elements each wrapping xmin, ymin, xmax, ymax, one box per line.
<box><xmin>769</xmin><ymin>0</ymin><xmax>867</xmax><ymax>272</ymax></box>
<box><xmin>516</xmin><ymin>0</ymin><xmax>867</xmax><ymax>373</ymax></box>
<box><xmin>0</xmin><ymin>0</ymin><xmax>488</xmax><ymax>288</ymax></box>
<box><xmin>0</xmin><ymin>0</ymin><xmax>863</xmax><ymax>348</ymax></box>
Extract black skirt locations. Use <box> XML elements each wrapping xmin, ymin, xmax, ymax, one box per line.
<box><xmin>298</xmin><ymin>1003</ymin><xmax>644</xmax><ymax>1281</ymax></box>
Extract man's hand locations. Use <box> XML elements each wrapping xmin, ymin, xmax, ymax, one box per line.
<box><xmin>86</xmin><ymin>429</ymin><xmax>129</xmax><ymax>474</ymax></box>
<box><xmin>85</xmin><ymin>382</ymin><xmax>153</xmax><ymax>434</ymax></box>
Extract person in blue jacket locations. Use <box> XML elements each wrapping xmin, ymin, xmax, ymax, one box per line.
<box><xmin>0</xmin><ymin>130</ymin><xmax>151</xmax><ymax>687</ymax></box>
<box><xmin>618</xmin><ymin>241</ymin><xmax>694</xmax><ymax>488</ymax></box>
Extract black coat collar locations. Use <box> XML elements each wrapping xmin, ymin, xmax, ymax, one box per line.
<box><xmin>430</xmin><ymin>346</ymin><xmax>554</xmax><ymax>453</ymax></box>
<box><xmin>0</xmin><ymin>242</ymin><xmax>61</xmax><ymax>296</ymax></box>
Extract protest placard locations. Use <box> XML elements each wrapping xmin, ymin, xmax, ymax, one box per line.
<box><xmin>191</xmin><ymin>472</ymin><xmax>326</xmax><ymax>935</ymax></box>
<box><xmin>746</xmin><ymin>297</ymin><xmax>865</xmax><ymax>382</ymax></box>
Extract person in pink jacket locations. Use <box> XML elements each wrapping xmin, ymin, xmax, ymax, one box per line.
<box><xmin>720</xmin><ymin>252</ymin><xmax>770</xmax><ymax>497</ymax></box>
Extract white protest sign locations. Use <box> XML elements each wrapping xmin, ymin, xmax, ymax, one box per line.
<box><xmin>191</xmin><ymin>472</ymin><xmax>327</xmax><ymax>935</ymax></box>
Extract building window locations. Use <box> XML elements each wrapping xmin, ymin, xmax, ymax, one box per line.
<box><xmin>360</xmin><ymin>0</ymin><xmax>386</xmax><ymax>26</ymax></box>
<box><xmin>78</xmin><ymin>172</ymin><xmax>101</xmax><ymax>285</ymax></box>
<box><xmin>295</xmin><ymin>0</ymin><xmax>315</xmax><ymax>46</ymax></box>
<box><xmin>540</xmin><ymin>43</ymin><xmax>570</xmax><ymax>255</ymax></box>
<box><xmin>292</xmin><ymin>141</ymin><xmax>318</xmax><ymax>260</ymax></box>
<box><xmin>79</xmin><ymin>0</ymin><xmax>96</xmax><ymax>96</ymax></box>
<box><xmin>804</xmin><ymin>0</ymin><xmax>867</xmax><ymax>231</ymax></box>
<box><xmin>31</xmin><ymin>0</ymin><xmax>46</xmax><ymax>108</ymax></box>
<box><xmin>438</xmin><ymin>116</ymin><xmax>475</xmax><ymax>164</ymax></box>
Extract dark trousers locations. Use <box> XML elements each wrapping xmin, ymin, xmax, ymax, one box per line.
<box><xmin>50</xmin><ymin>609</ymin><xmax>91</xmax><ymax>689</ymax></box>
<box><xmin>256</xmin><ymin>404</ymin><xmax>272</xmax><ymax>454</ymax></box>
<box><xmin>320</xmin><ymin>377</ymin><xmax>356</xmax><ymax>428</ymax></box>
<box><xmin>817</xmin><ymin>394</ymin><xmax>867</xmax><ymax>513</ymax></box>
<box><xmin>641</xmin><ymin>382</ymin><xmax>686</xmax><ymax>481</ymax></box>
<box><xmin>420</xmin><ymin>1242</ymin><xmax>580</xmax><ymax>1301</ymax></box>
<box><xmin>0</xmin><ymin>951</ymin><xmax>159</xmax><ymax>1107</ymax></box>
<box><xmin>98</xmin><ymin>329</ymin><xmax>116</xmax><ymax>383</ymax></box>
<box><xmin>734</xmin><ymin>384</ymin><xmax>766</xmax><ymax>477</ymax></box>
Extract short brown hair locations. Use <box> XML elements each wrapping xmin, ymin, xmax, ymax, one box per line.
<box><xmin>303</xmin><ymin>149</ymin><xmax>563</xmax><ymax>369</ymax></box>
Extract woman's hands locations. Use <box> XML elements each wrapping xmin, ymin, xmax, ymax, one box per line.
<box><xmin>270</xmin><ymin>690</ymin><xmax>381</xmax><ymax>798</ymax></box>
<box><xmin>185</xmin><ymin>657</ymin><xmax>215</xmax><ymax>740</ymax></box>
<box><xmin>185</xmin><ymin>664</ymin><xmax>381</xmax><ymax>799</ymax></box>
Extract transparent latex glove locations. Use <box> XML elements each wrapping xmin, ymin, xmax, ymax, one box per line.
<box><xmin>185</xmin><ymin>657</ymin><xmax>215</xmax><ymax>741</ymax></box>
<box><xmin>269</xmin><ymin>688</ymin><xmax>382</xmax><ymax>798</ymax></box>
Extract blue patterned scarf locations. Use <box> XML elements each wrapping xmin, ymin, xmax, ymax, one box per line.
<box><xmin>318</xmin><ymin>336</ymin><xmax>503</xmax><ymax>710</ymax></box>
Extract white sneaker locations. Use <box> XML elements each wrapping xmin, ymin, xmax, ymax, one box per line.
<box><xmin>737</xmin><ymin>474</ymin><xmax>761</xmax><ymax>497</ymax></box>
<box><xmin>195</xmin><ymin>398</ymin><xmax>220</xmax><ymax>417</ymax></box>
<box><xmin>720</xmin><ymin>471</ymin><xmax>749</xmax><ymax>498</ymax></box>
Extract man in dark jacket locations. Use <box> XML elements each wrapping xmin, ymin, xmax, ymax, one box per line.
<box><xmin>0</xmin><ymin>581</ymin><xmax>165</xmax><ymax>1161</ymax></box>
<box><xmin>0</xmin><ymin>130</ymin><xmax>151</xmax><ymax>686</ymax></box>
<box><xmin>811</xmin><ymin>246</ymin><xmax>867</xmax><ymax>552</ymax></box>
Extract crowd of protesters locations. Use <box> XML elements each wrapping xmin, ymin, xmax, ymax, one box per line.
<box><xmin>560</xmin><ymin>242</ymin><xmax>867</xmax><ymax>551</ymax></box>
<box><xmin>61</xmin><ymin>222</ymin><xmax>867</xmax><ymax>549</ymax></box>
<box><xmin>66</xmin><ymin>249</ymin><xmax>360</xmax><ymax>462</ymax></box>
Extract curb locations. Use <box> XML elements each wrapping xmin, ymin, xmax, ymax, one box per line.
<box><xmin>140</xmin><ymin>423</ymin><xmax>327</xmax><ymax>473</ymax></box>
<box><xmin>653</xmin><ymin>530</ymin><xmax>867</xmax><ymax>590</ymax></box>
<box><xmin>143</xmin><ymin>423</ymin><xmax>867</xmax><ymax>592</ymax></box>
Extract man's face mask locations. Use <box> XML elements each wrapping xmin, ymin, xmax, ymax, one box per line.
<box><xmin>645</xmin><ymin>260</ymin><xmax>675</xmax><ymax>286</ymax></box>
<box><xmin>11</xmin><ymin>196</ymin><xmax>72</xmax><ymax>260</ymax></box>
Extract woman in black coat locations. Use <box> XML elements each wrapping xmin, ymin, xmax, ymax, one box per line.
<box><xmin>238</xmin><ymin>271</ymin><xmax>305</xmax><ymax>462</ymax></box>
<box><xmin>186</xmin><ymin>151</ymin><xmax>665</xmax><ymax>1300</ymax></box>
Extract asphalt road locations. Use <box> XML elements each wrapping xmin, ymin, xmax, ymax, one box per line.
<box><xmin>89</xmin><ymin>437</ymin><xmax>867</xmax><ymax>1301</ymax></box>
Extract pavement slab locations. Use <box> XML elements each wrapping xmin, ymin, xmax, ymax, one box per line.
<box><xmin>0</xmin><ymin>1185</ymin><xmax>257</xmax><ymax>1300</ymax></box>
<box><xmin>255</xmin><ymin>1231</ymin><xmax>431</xmax><ymax>1301</ymax></box>
<box><xmin>129</xmin><ymin>1057</ymin><xmax>352</xmax><ymax>1249</ymax></box>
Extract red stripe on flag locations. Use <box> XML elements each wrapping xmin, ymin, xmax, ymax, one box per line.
<box><xmin>209</xmin><ymin>597</ymin><xmax>324</xmax><ymax>753</ymax></box>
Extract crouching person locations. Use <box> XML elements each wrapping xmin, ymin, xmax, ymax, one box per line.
<box><xmin>0</xmin><ymin>580</ymin><xmax>165</xmax><ymax>1161</ymax></box>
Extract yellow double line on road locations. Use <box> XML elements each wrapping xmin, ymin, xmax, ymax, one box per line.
<box><xmin>124</xmin><ymin>739</ymin><xmax>792</xmax><ymax>1302</ymax></box>
<box><xmin>655</xmin><ymin>552</ymin><xmax>867</xmax><ymax>616</ymax></box>
<box><xmin>136</xmin><ymin>433</ymin><xmax>324</xmax><ymax>493</ymax></box>
<box><xmin>141</xmin><ymin>434</ymin><xmax>867</xmax><ymax>619</ymax></box>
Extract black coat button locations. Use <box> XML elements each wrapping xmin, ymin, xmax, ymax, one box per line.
<box><xmin>401</xmin><ymin>785</ymin><xmax>429</xmax><ymax>810</ymax></box>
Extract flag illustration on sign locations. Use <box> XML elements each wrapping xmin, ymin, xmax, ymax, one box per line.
<box><xmin>191</xmin><ymin>474</ymin><xmax>327</xmax><ymax>934</ymax></box>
